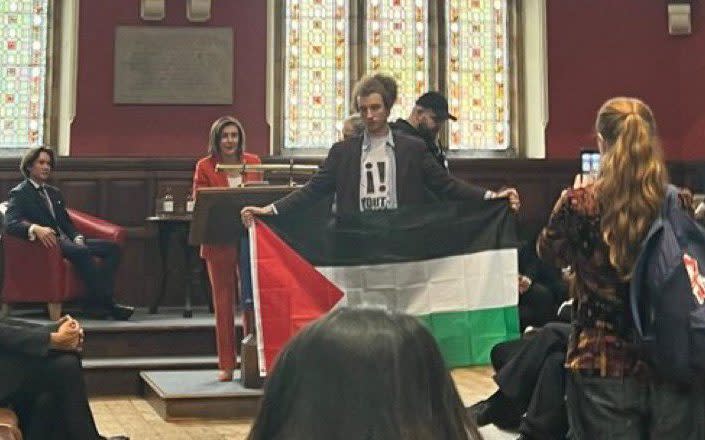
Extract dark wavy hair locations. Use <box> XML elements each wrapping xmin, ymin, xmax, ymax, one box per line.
<box><xmin>247</xmin><ymin>307</ymin><xmax>482</xmax><ymax>440</ymax></box>
<box><xmin>20</xmin><ymin>146</ymin><xmax>55</xmax><ymax>179</ymax></box>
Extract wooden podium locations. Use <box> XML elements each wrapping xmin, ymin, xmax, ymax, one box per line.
<box><xmin>188</xmin><ymin>186</ymin><xmax>295</xmax><ymax>246</ymax></box>
<box><xmin>189</xmin><ymin>185</ymin><xmax>295</xmax><ymax>387</ymax></box>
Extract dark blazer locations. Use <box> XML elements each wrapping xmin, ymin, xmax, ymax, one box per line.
<box><xmin>0</xmin><ymin>318</ymin><xmax>52</xmax><ymax>401</ymax></box>
<box><xmin>6</xmin><ymin>179</ymin><xmax>79</xmax><ymax>241</ymax></box>
<box><xmin>274</xmin><ymin>132</ymin><xmax>487</xmax><ymax>216</ymax></box>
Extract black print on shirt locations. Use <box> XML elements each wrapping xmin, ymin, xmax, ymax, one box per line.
<box><xmin>361</xmin><ymin>160</ymin><xmax>390</xmax><ymax>211</ymax></box>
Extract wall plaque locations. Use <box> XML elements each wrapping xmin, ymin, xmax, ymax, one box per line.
<box><xmin>114</xmin><ymin>26</ymin><xmax>233</xmax><ymax>105</ymax></box>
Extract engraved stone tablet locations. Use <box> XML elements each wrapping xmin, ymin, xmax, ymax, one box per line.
<box><xmin>114</xmin><ymin>26</ymin><xmax>233</xmax><ymax>104</ymax></box>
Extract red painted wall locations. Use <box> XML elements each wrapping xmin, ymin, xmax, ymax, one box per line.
<box><xmin>676</xmin><ymin>4</ymin><xmax>705</xmax><ymax>160</ymax></box>
<box><xmin>71</xmin><ymin>1</ymin><xmax>705</xmax><ymax>160</ymax></box>
<box><xmin>546</xmin><ymin>0</ymin><xmax>699</xmax><ymax>160</ymax></box>
<box><xmin>71</xmin><ymin>0</ymin><xmax>269</xmax><ymax>157</ymax></box>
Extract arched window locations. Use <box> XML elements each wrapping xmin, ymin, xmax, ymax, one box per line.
<box><xmin>0</xmin><ymin>0</ymin><xmax>50</xmax><ymax>155</ymax></box>
<box><xmin>273</xmin><ymin>0</ymin><xmax>517</xmax><ymax>157</ymax></box>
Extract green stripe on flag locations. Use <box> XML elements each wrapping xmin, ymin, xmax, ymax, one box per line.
<box><xmin>418</xmin><ymin>306</ymin><xmax>520</xmax><ymax>368</ymax></box>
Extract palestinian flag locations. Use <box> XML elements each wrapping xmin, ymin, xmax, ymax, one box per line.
<box><xmin>248</xmin><ymin>199</ymin><xmax>520</xmax><ymax>375</ymax></box>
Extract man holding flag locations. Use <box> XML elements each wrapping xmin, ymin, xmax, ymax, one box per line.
<box><xmin>240</xmin><ymin>74</ymin><xmax>522</xmax><ymax>374</ymax></box>
<box><xmin>241</xmin><ymin>74</ymin><xmax>519</xmax><ymax>222</ymax></box>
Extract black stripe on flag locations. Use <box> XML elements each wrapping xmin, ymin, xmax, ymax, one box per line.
<box><xmin>263</xmin><ymin>199</ymin><xmax>518</xmax><ymax>267</ymax></box>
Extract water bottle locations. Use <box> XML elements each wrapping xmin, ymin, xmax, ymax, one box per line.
<box><xmin>185</xmin><ymin>193</ymin><xmax>195</xmax><ymax>213</ymax></box>
<box><xmin>162</xmin><ymin>187</ymin><xmax>174</xmax><ymax>214</ymax></box>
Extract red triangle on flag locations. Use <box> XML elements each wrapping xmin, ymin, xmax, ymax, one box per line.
<box><xmin>252</xmin><ymin>220</ymin><xmax>344</xmax><ymax>372</ymax></box>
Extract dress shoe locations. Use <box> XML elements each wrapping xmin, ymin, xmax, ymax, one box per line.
<box><xmin>110</xmin><ymin>304</ymin><xmax>134</xmax><ymax>321</ymax></box>
<box><xmin>218</xmin><ymin>369</ymin><xmax>234</xmax><ymax>382</ymax></box>
<box><xmin>100</xmin><ymin>435</ymin><xmax>130</xmax><ymax>440</ymax></box>
<box><xmin>468</xmin><ymin>399</ymin><xmax>493</xmax><ymax>427</ymax></box>
<box><xmin>468</xmin><ymin>391</ymin><xmax>521</xmax><ymax>430</ymax></box>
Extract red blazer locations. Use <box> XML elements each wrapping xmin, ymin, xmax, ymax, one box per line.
<box><xmin>193</xmin><ymin>152</ymin><xmax>261</xmax><ymax>259</ymax></box>
<box><xmin>193</xmin><ymin>152</ymin><xmax>262</xmax><ymax>194</ymax></box>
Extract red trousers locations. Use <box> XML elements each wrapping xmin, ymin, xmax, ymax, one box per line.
<box><xmin>202</xmin><ymin>244</ymin><xmax>239</xmax><ymax>371</ymax></box>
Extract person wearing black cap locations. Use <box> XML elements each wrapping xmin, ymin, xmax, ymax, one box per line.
<box><xmin>391</xmin><ymin>91</ymin><xmax>456</xmax><ymax>170</ymax></box>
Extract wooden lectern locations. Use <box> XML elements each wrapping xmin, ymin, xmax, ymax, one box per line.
<box><xmin>189</xmin><ymin>185</ymin><xmax>295</xmax><ymax>388</ymax></box>
<box><xmin>189</xmin><ymin>186</ymin><xmax>294</xmax><ymax>246</ymax></box>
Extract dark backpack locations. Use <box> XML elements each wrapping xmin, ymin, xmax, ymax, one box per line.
<box><xmin>630</xmin><ymin>184</ymin><xmax>705</xmax><ymax>384</ymax></box>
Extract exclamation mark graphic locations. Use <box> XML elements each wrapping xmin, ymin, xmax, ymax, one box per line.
<box><xmin>365</xmin><ymin>162</ymin><xmax>374</xmax><ymax>194</ymax></box>
<box><xmin>377</xmin><ymin>162</ymin><xmax>386</xmax><ymax>192</ymax></box>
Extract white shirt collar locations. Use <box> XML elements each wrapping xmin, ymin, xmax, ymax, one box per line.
<box><xmin>362</xmin><ymin>126</ymin><xmax>395</xmax><ymax>151</ymax></box>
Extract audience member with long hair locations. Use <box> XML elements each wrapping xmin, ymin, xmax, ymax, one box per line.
<box><xmin>247</xmin><ymin>307</ymin><xmax>482</xmax><ymax>440</ymax></box>
<box><xmin>193</xmin><ymin>116</ymin><xmax>261</xmax><ymax>381</ymax></box>
<box><xmin>538</xmin><ymin>97</ymin><xmax>704</xmax><ymax>438</ymax></box>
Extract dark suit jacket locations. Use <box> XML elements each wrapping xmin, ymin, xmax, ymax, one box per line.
<box><xmin>274</xmin><ymin>132</ymin><xmax>487</xmax><ymax>216</ymax></box>
<box><xmin>0</xmin><ymin>318</ymin><xmax>52</xmax><ymax>402</ymax></box>
<box><xmin>6</xmin><ymin>179</ymin><xmax>79</xmax><ymax>241</ymax></box>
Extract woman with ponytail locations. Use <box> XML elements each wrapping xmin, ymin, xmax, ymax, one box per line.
<box><xmin>538</xmin><ymin>97</ymin><xmax>704</xmax><ymax>439</ymax></box>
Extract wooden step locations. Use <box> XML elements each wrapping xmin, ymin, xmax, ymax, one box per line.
<box><xmin>141</xmin><ymin>369</ymin><xmax>263</xmax><ymax>420</ymax></box>
<box><xmin>83</xmin><ymin>355</ymin><xmax>220</xmax><ymax>396</ymax></box>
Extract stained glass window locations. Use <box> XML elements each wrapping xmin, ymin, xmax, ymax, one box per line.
<box><xmin>0</xmin><ymin>0</ymin><xmax>49</xmax><ymax>154</ymax></box>
<box><xmin>283</xmin><ymin>0</ymin><xmax>349</xmax><ymax>150</ymax></box>
<box><xmin>365</xmin><ymin>0</ymin><xmax>428</xmax><ymax>121</ymax></box>
<box><xmin>280</xmin><ymin>0</ymin><xmax>512</xmax><ymax>154</ymax></box>
<box><xmin>446</xmin><ymin>0</ymin><xmax>509</xmax><ymax>150</ymax></box>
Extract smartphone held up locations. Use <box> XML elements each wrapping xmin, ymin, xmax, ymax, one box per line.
<box><xmin>580</xmin><ymin>149</ymin><xmax>601</xmax><ymax>179</ymax></box>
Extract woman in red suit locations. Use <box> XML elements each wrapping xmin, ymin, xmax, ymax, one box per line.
<box><xmin>193</xmin><ymin>116</ymin><xmax>261</xmax><ymax>381</ymax></box>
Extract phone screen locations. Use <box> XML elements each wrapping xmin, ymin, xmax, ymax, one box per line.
<box><xmin>580</xmin><ymin>150</ymin><xmax>600</xmax><ymax>177</ymax></box>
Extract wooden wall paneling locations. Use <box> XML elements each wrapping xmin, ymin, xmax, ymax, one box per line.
<box><xmin>106</xmin><ymin>179</ymin><xmax>151</xmax><ymax>227</ymax></box>
<box><xmin>59</xmin><ymin>179</ymin><xmax>100</xmax><ymax>215</ymax></box>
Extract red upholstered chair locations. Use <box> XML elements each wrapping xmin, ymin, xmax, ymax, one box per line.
<box><xmin>1</xmin><ymin>208</ymin><xmax>126</xmax><ymax>321</ymax></box>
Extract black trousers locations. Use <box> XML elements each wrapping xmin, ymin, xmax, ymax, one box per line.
<box><xmin>518</xmin><ymin>282</ymin><xmax>560</xmax><ymax>331</ymax></box>
<box><xmin>3</xmin><ymin>352</ymin><xmax>100</xmax><ymax>440</ymax></box>
<box><xmin>60</xmin><ymin>238</ymin><xmax>120</xmax><ymax>308</ymax></box>
<box><xmin>491</xmin><ymin>322</ymin><xmax>570</xmax><ymax>440</ymax></box>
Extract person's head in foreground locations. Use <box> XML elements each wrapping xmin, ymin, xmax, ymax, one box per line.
<box><xmin>594</xmin><ymin>97</ymin><xmax>667</xmax><ymax>277</ymax></box>
<box><xmin>341</xmin><ymin>113</ymin><xmax>365</xmax><ymax>140</ymax></box>
<box><xmin>247</xmin><ymin>307</ymin><xmax>482</xmax><ymax>440</ymax></box>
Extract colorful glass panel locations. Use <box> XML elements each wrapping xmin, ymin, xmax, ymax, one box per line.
<box><xmin>284</xmin><ymin>0</ymin><xmax>349</xmax><ymax>149</ymax></box>
<box><xmin>447</xmin><ymin>0</ymin><xmax>509</xmax><ymax>150</ymax></box>
<box><xmin>0</xmin><ymin>0</ymin><xmax>48</xmax><ymax>153</ymax></box>
<box><xmin>365</xmin><ymin>0</ymin><xmax>428</xmax><ymax>121</ymax></box>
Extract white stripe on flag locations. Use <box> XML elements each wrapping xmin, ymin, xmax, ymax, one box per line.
<box><xmin>315</xmin><ymin>248</ymin><xmax>518</xmax><ymax>315</ymax></box>
<box><xmin>249</xmin><ymin>223</ymin><xmax>268</xmax><ymax>376</ymax></box>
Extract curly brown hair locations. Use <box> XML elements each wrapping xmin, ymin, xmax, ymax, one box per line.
<box><xmin>595</xmin><ymin>97</ymin><xmax>668</xmax><ymax>279</ymax></box>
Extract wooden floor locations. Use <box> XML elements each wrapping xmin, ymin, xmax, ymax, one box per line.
<box><xmin>91</xmin><ymin>366</ymin><xmax>498</xmax><ymax>440</ymax></box>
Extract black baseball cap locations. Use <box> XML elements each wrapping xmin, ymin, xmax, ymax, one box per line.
<box><xmin>415</xmin><ymin>92</ymin><xmax>457</xmax><ymax>121</ymax></box>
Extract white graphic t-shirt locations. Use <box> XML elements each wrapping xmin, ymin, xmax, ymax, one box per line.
<box><xmin>359</xmin><ymin>131</ymin><xmax>397</xmax><ymax>212</ymax></box>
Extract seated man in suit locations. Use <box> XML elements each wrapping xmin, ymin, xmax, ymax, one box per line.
<box><xmin>241</xmin><ymin>74</ymin><xmax>520</xmax><ymax>222</ymax></box>
<box><xmin>5</xmin><ymin>147</ymin><xmax>133</xmax><ymax>320</ymax></box>
<box><xmin>0</xmin><ymin>314</ymin><xmax>128</xmax><ymax>440</ymax></box>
